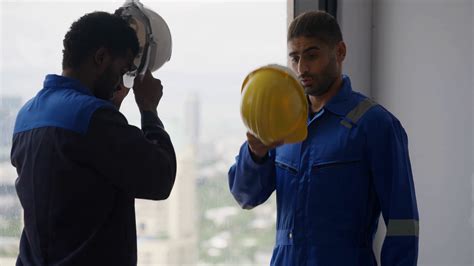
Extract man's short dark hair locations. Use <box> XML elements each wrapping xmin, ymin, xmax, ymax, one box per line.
<box><xmin>62</xmin><ymin>11</ymin><xmax>139</xmax><ymax>69</ymax></box>
<box><xmin>287</xmin><ymin>10</ymin><xmax>343</xmax><ymax>46</ymax></box>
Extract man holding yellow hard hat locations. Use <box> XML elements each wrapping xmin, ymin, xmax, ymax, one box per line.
<box><xmin>229</xmin><ymin>11</ymin><xmax>419</xmax><ymax>266</ymax></box>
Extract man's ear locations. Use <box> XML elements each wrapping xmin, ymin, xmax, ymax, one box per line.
<box><xmin>93</xmin><ymin>47</ymin><xmax>110</xmax><ymax>68</ymax></box>
<box><xmin>336</xmin><ymin>41</ymin><xmax>347</xmax><ymax>63</ymax></box>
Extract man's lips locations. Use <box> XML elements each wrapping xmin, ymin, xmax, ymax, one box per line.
<box><xmin>300</xmin><ymin>77</ymin><xmax>313</xmax><ymax>87</ymax></box>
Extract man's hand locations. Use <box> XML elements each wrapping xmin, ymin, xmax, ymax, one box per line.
<box><xmin>111</xmin><ymin>82</ymin><xmax>131</xmax><ymax>110</ymax></box>
<box><xmin>133</xmin><ymin>70</ymin><xmax>163</xmax><ymax>114</ymax></box>
<box><xmin>247</xmin><ymin>132</ymin><xmax>283</xmax><ymax>160</ymax></box>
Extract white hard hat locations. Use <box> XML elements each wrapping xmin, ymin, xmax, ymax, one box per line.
<box><xmin>116</xmin><ymin>0</ymin><xmax>172</xmax><ymax>87</ymax></box>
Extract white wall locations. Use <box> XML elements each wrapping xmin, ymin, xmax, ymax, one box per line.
<box><xmin>372</xmin><ymin>0</ymin><xmax>473</xmax><ymax>265</ymax></box>
<box><xmin>339</xmin><ymin>0</ymin><xmax>373</xmax><ymax>96</ymax></box>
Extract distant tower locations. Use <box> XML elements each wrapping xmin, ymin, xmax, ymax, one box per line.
<box><xmin>184</xmin><ymin>91</ymin><xmax>200</xmax><ymax>151</ymax></box>
<box><xmin>136</xmin><ymin>92</ymin><xmax>200</xmax><ymax>265</ymax></box>
<box><xmin>167</xmin><ymin>92</ymin><xmax>200</xmax><ymax>264</ymax></box>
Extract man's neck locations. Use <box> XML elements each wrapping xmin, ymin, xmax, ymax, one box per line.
<box><xmin>62</xmin><ymin>68</ymin><xmax>95</xmax><ymax>94</ymax></box>
<box><xmin>308</xmin><ymin>76</ymin><xmax>343</xmax><ymax>114</ymax></box>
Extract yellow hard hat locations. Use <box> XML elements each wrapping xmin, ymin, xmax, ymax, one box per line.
<box><xmin>240</xmin><ymin>64</ymin><xmax>308</xmax><ymax>146</ymax></box>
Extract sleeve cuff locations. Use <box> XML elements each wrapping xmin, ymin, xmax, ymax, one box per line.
<box><xmin>141</xmin><ymin>110</ymin><xmax>164</xmax><ymax>130</ymax></box>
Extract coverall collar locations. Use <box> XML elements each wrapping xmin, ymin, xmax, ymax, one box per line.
<box><xmin>44</xmin><ymin>74</ymin><xmax>93</xmax><ymax>96</ymax></box>
<box><xmin>323</xmin><ymin>75</ymin><xmax>354</xmax><ymax>116</ymax></box>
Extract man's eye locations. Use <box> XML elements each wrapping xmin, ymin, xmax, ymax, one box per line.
<box><xmin>290</xmin><ymin>57</ymin><xmax>299</xmax><ymax>63</ymax></box>
<box><xmin>306</xmin><ymin>54</ymin><xmax>318</xmax><ymax>60</ymax></box>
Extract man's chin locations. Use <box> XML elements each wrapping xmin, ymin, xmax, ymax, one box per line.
<box><xmin>305</xmin><ymin>86</ymin><xmax>330</xmax><ymax>96</ymax></box>
<box><xmin>305</xmin><ymin>76</ymin><xmax>339</xmax><ymax>96</ymax></box>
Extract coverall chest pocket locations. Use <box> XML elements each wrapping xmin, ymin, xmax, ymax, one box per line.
<box><xmin>307</xmin><ymin>159</ymin><xmax>363</xmax><ymax>223</ymax></box>
<box><xmin>275</xmin><ymin>159</ymin><xmax>298</xmax><ymax>189</ymax></box>
<box><xmin>275</xmin><ymin>158</ymin><xmax>298</xmax><ymax>225</ymax></box>
<box><xmin>275</xmin><ymin>158</ymin><xmax>298</xmax><ymax>185</ymax></box>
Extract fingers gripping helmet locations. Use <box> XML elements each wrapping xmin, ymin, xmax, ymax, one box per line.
<box><xmin>116</xmin><ymin>0</ymin><xmax>172</xmax><ymax>88</ymax></box>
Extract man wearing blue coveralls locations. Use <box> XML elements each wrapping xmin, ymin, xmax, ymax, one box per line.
<box><xmin>228</xmin><ymin>11</ymin><xmax>419</xmax><ymax>265</ymax></box>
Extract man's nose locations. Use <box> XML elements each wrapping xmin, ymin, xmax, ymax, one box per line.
<box><xmin>297</xmin><ymin>59</ymin><xmax>309</xmax><ymax>75</ymax></box>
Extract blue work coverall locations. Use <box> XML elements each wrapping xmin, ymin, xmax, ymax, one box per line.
<box><xmin>229</xmin><ymin>75</ymin><xmax>419</xmax><ymax>265</ymax></box>
<box><xmin>12</xmin><ymin>75</ymin><xmax>176</xmax><ymax>265</ymax></box>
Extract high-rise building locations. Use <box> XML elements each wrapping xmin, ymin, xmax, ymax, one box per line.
<box><xmin>136</xmin><ymin>92</ymin><xmax>200</xmax><ymax>265</ymax></box>
<box><xmin>184</xmin><ymin>91</ymin><xmax>200</xmax><ymax>149</ymax></box>
<box><xmin>0</xmin><ymin>96</ymin><xmax>22</xmax><ymax>162</ymax></box>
